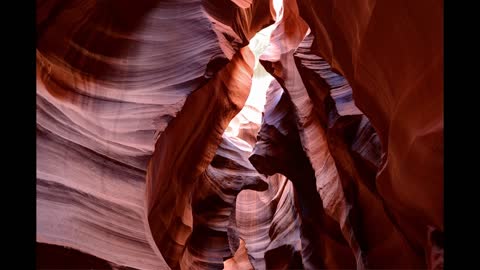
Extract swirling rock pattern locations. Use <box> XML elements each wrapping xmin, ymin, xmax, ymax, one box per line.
<box><xmin>236</xmin><ymin>173</ymin><xmax>303</xmax><ymax>270</ymax></box>
<box><xmin>250</xmin><ymin>79</ymin><xmax>356</xmax><ymax>269</ymax></box>
<box><xmin>37</xmin><ymin>0</ymin><xmax>257</xmax><ymax>268</ymax></box>
<box><xmin>292</xmin><ymin>31</ymin><xmax>424</xmax><ymax>268</ymax></box>
<box><xmin>180</xmin><ymin>135</ymin><xmax>268</xmax><ymax>269</ymax></box>
<box><xmin>294</xmin><ymin>1</ymin><xmax>444</xmax><ymax>266</ymax></box>
<box><xmin>261</xmin><ymin>41</ymin><xmax>366</xmax><ymax>270</ymax></box>
<box><xmin>145</xmin><ymin>46</ymin><xmax>255</xmax><ymax>269</ymax></box>
<box><xmin>37</xmin><ymin>0</ymin><xmax>443</xmax><ymax>269</ymax></box>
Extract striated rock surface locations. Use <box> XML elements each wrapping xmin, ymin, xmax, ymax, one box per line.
<box><xmin>37</xmin><ymin>0</ymin><xmax>443</xmax><ymax>269</ymax></box>
<box><xmin>37</xmin><ymin>0</ymin><xmax>259</xmax><ymax>267</ymax></box>
<box><xmin>179</xmin><ymin>133</ymin><xmax>268</xmax><ymax>269</ymax></box>
<box><xmin>294</xmin><ymin>0</ymin><xmax>444</xmax><ymax>264</ymax></box>
<box><xmin>236</xmin><ymin>173</ymin><xmax>303</xmax><ymax>270</ymax></box>
<box><xmin>145</xmin><ymin>46</ymin><xmax>255</xmax><ymax>269</ymax></box>
<box><xmin>37</xmin><ymin>0</ymin><xmax>230</xmax><ymax>267</ymax></box>
<box><xmin>292</xmin><ymin>32</ymin><xmax>424</xmax><ymax>268</ymax></box>
<box><xmin>250</xmin><ymin>79</ymin><xmax>356</xmax><ymax>269</ymax></box>
<box><xmin>253</xmin><ymin>0</ymin><xmax>441</xmax><ymax>268</ymax></box>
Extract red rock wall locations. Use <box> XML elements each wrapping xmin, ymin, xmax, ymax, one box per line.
<box><xmin>254</xmin><ymin>0</ymin><xmax>443</xmax><ymax>268</ymax></box>
<box><xmin>36</xmin><ymin>0</ymin><xmax>261</xmax><ymax>268</ymax></box>
<box><xmin>294</xmin><ymin>0</ymin><xmax>444</xmax><ymax>266</ymax></box>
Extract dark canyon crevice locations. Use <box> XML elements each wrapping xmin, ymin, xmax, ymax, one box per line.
<box><xmin>249</xmin><ymin>80</ymin><xmax>356</xmax><ymax>269</ymax></box>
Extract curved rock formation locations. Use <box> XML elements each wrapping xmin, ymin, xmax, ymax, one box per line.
<box><xmin>145</xmin><ymin>46</ymin><xmax>255</xmax><ymax>269</ymax></box>
<box><xmin>253</xmin><ymin>0</ymin><xmax>442</xmax><ymax>268</ymax></box>
<box><xmin>180</xmin><ymin>136</ymin><xmax>268</xmax><ymax>269</ymax></box>
<box><xmin>293</xmin><ymin>33</ymin><xmax>424</xmax><ymax>268</ymax></box>
<box><xmin>250</xmin><ymin>79</ymin><xmax>356</xmax><ymax>269</ymax></box>
<box><xmin>37</xmin><ymin>0</ymin><xmax>443</xmax><ymax>269</ymax></box>
<box><xmin>294</xmin><ymin>0</ymin><xmax>444</xmax><ymax>263</ymax></box>
<box><xmin>37</xmin><ymin>0</ymin><xmax>259</xmax><ymax>268</ymax></box>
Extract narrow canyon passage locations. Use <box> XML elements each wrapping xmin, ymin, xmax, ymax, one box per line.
<box><xmin>36</xmin><ymin>0</ymin><xmax>443</xmax><ymax>269</ymax></box>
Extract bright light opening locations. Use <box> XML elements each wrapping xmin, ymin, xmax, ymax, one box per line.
<box><xmin>224</xmin><ymin>0</ymin><xmax>285</xmax><ymax>145</ymax></box>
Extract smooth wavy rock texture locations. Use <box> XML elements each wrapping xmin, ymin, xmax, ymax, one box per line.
<box><xmin>36</xmin><ymin>0</ymin><xmax>443</xmax><ymax>269</ymax></box>
<box><xmin>292</xmin><ymin>32</ymin><xmax>424</xmax><ymax>268</ymax></box>
<box><xmin>250</xmin><ymin>79</ymin><xmax>356</xmax><ymax>269</ymax></box>
<box><xmin>260</xmin><ymin>30</ymin><xmax>366</xmax><ymax>270</ymax></box>
<box><xmin>255</xmin><ymin>0</ymin><xmax>441</xmax><ymax>268</ymax></box>
<box><xmin>176</xmin><ymin>65</ymin><xmax>272</xmax><ymax>269</ymax></box>
<box><xmin>293</xmin><ymin>0</ymin><xmax>444</xmax><ymax>268</ymax></box>
<box><xmin>37</xmin><ymin>0</ymin><xmax>256</xmax><ymax>268</ymax></box>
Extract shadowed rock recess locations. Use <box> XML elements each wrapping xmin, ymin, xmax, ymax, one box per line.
<box><xmin>36</xmin><ymin>0</ymin><xmax>443</xmax><ymax>269</ymax></box>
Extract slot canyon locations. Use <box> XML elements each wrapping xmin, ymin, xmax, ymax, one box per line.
<box><xmin>36</xmin><ymin>0</ymin><xmax>443</xmax><ymax>269</ymax></box>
